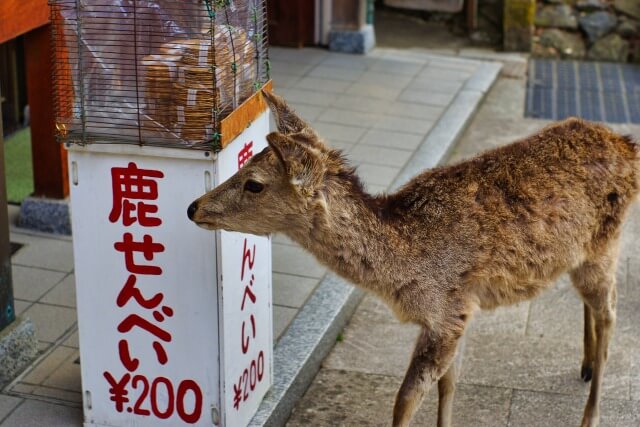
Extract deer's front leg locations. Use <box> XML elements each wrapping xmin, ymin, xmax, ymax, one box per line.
<box><xmin>392</xmin><ymin>327</ymin><xmax>461</xmax><ymax>427</ymax></box>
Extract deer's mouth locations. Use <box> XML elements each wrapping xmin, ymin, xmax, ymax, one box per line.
<box><xmin>191</xmin><ymin>218</ymin><xmax>221</xmax><ymax>230</ymax></box>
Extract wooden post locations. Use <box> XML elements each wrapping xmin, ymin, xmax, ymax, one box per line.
<box><xmin>24</xmin><ymin>24</ymin><xmax>69</xmax><ymax>199</ymax></box>
<box><xmin>0</xmin><ymin>87</ymin><xmax>16</xmax><ymax>330</ymax></box>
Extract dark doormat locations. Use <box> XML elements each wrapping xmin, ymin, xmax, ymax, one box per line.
<box><xmin>526</xmin><ymin>59</ymin><xmax>640</xmax><ymax>124</ymax></box>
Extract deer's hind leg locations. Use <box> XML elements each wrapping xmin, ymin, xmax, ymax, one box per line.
<box><xmin>581</xmin><ymin>303</ymin><xmax>596</xmax><ymax>382</ymax></box>
<box><xmin>437</xmin><ymin>334</ymin><xmax>465</xmax><ymax>427</ymax></box>
<box><xmin>570</xmin><ymin>255</ymin><xmax>618</xmax><ymax>427</ymax></box>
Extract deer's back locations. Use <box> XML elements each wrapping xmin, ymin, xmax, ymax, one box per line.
<box><xmin>388</xmin><ymin>118</ymin><xmax>639</xmax><ymax>310</ymax></box>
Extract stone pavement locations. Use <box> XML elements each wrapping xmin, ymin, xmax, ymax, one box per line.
<box><xmin>0</xmin><ymin>47</ymin><xmax>500</xmax><ymax>425</ymax></box>
<box><xmin>287</xmin><ymin>69</ymin><xmax>640</xmax><ymax>426</ymax></box>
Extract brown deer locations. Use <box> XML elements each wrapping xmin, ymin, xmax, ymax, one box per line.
<box><xmin>187</xmin><ymin>90</ymin><xmax>640</xmax><ymax>427</ymax></box>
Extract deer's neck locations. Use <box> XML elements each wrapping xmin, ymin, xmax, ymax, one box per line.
<box><xmin>285</xmin><ymin>184</ymin><xmax>399</xmax><ymax>291</ymax></box>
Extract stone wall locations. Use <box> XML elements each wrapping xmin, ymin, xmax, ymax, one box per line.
<box><xmin>532</xmin><ymin>0</ymin><xmax>639</xmax><ymax>62</ymax></box>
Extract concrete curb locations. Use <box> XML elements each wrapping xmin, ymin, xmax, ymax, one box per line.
<box><xmin>251</xmin><ymin>60</ymin><xmax>502</xmax><ymax>426</ymax></box>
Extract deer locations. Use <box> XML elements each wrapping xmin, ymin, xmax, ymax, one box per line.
<box><xmin>187</xmin><ymin>90</ymin><xmax>640</xmax><ymax>427</ymax></box>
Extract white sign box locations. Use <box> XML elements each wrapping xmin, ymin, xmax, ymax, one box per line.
<box><xmin>68</xmin><ymin>111</ymin><xmax>273</xmax><ymax>427</ymax></box>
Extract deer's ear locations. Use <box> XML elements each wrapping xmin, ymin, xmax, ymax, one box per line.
<box><xmin>262</xmin><ymin>89</ymin><xmax>315</xmax><ymax>136</ymax></box>
<box><xmin>266</xmin><ymin>131</ymin><xmax>290</xmax><ymax>170</ymax></box>
<box><xmin>266</xmin><ymin>132</ymin><xmax>324</xmax><ymax>197</ymax></box>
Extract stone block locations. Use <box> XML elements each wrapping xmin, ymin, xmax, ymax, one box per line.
<box><xmin>18</xmin><ymin>197</ymin><xmax>71</xmax><ymax>235</ymax></box>
<box><xmin>328</xmin><ymin>25</ymin><xmax>375</xmax><ymax>55</ymax></box>
<box><xmin>0</xmin><ymin>316</ymin><xmax>38</xmax><ymax>388</ymax></box>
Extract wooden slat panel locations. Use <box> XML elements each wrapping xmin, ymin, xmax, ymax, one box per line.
<box><xmin>25</xmin><ymin>24</ymin><xmax>69</xmax><ymax>199</ymax></box>
<box><xmin>0</xmin><ymin>0</ymin><xmax>50</xmax><ymax>44</ymax></box>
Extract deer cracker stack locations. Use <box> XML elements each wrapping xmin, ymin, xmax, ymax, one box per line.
<box><xmin>142</xmin><ymin>26</ymin><xmax>256</xmax><ymax>143</ymax></box>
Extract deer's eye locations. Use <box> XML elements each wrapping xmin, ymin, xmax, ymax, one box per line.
<box><xmin>244</xmin><ymin>180</ymin><xmax>264</xmax><ymax>193</ymax></box>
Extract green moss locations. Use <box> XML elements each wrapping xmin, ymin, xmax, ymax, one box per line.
<box><xmin>3</xmin><ymin>128</ymin><xmax>33</xmax><ymax>204</ymax></box>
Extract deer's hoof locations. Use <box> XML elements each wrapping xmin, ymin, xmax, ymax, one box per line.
<box><xmin>581</xmin><ymin>365</ymin><xmax>593</xmax><ymax>382</ymax></box>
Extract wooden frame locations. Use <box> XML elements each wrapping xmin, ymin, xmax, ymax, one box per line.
<box><xmin>0</xmin><ymin>0</ymin><xmax>49</xmax><ymax>44</ymax></box>
<box><xmin>219</xmin><ymin>80</ymin><xmax>272</xmax><ymax>149</ymax></box>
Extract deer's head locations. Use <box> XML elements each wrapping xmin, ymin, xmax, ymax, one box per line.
<box><xmin>187</xmin><ymin>90</ymin><xmax>332</xmax><ymax>235</ymax></box>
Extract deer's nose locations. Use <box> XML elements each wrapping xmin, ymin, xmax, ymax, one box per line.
<box><xmin>187</xmin><ymin>201</ymin><xmax>198</xmax><ymax>220</ymax></box>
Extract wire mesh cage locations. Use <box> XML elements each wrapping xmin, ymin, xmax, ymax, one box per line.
<box><xmin>50</xmin><ymin>0</ymin><xmax>270</xmax><ymax>150</ymax></box>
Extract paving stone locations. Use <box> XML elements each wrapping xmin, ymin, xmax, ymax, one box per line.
<box><xmin>279</xmin><ymin>88</ymin><xmax>338</xmax><ymax>107</ymax></box>
<box><xmin>525</xmin><ymin>261</ymin><xmax>628</xmax><ymax>343</ymax></box>
<box><xmin>272</xmin><ymin>244</ymin><xmax>326</xmax><ymax>279</ymax></box>
<box><xmin>9</xmin><ymin>384</ymin><xmax>35</xmax><ymax>394</ymax></box>
<box><xmin>13</xmin><ymin>300</ymin><xmax>31</xmax><ymax>317</ymax></box>
<box><xmin>1</xmin><ymin>399</ymin><xmax>82</xmax><ymax>427</ymax></box>
<box><xmin>294</xmin><ymin>77</ymin><xmax>352</xmax><ymax>94</ymax></box>
<box><xmin>374</xmin><ymin>115</ymin><xmax>435</xmax><ymax>135</ymax></box>
<box><xmin>287</xmin><ymin>104</ymin><xmax>325</xmax><ymax>123</ymax></box>
<box><xmin>62</xmin><ymin>330</ymin><xmax>79</xmax><ymax>349</ymax></box>
<box><xmin>323</xmin><ymin>314</ymin><xmax>419</xmax><ymax>378</ymax></box>
<box><xmin>318</xmin><ymin>109</ymin><xmax>382</xmax><ymax>129</ymax></box>
<box><xmin>37</xmin><ymin>342</ymin><xmax>52</xmax><ymax>353</ymax></box>
<box><xmin>308</xmin><ymin>65</ymin><xmax>365</xmax><ymax>82</ymax></box>
<box><xmin>348</xmin><ymin>145</ymin><xmax>413</xmax><ymax>168</ymax></box>
<box><xmin>21</xmin><ymin>304</ymin><xmax>77</xmax><ymax>344</ymax></box>
<box><xmin>469</xmin><ymin>301</ymin><xmax>530</xmax><ymax>337</ymax></box>
<box><xmin>460</xmin><ymin>334</ymin><xmax>630</xmax><ymax>400</ymax></box>
<box><xmin>357</xmin><ymin>71</ymin><xmax>413</xmax><ymax>88</ymax></box>
<box><xmin>417</xmin><ymin>66</ymin><xmax>474</xmax><ymax>82</ymax></box>
<box><xmin>620</xmin><ymin>257</ymin><xmax>640</xmax><ymax>401</ymax></box>
<box><xmin>0</xmin><ymin>395</ymin><xmax>23</xmax><ymax>421</ymax></box>
<box><xmin>327</xmin><ymin>140</ymin><xmax>355</xmax><ymax>153</ymax></box>
<box><xmin>272</xmin><ymin>273</ymin><xmax>319</xmax><ymax>308</ymax></box>
<box><xmin>369</xmin><ymin>58</ymin><xmax>423</xmax><ymax>76</ymax></box>
<box><xmin>31</xmin><ymin>386</ymin><xmax>82</xmax><ymax>404</ymax></box>
<box><xmin>9</xmin><ymin>236</ymin><xmax>74</xmax><ymax>273</ymax></box>
<box><xmin>40</xmin><ymin>275</ymin><xmax>76</xmax><ymax>308</ymax></box>
<box><xmin>270</xmin><ymin>72</ymin><xmax>301</xmax><ymax>89</ymax></box>
<box><xmin>274</xmin><ymin>305</ymin><xmax>298</xmax><ymax>341</ymax></box>
<box><xmin>330</xmin><ymin>94</ymin><xmax>391</xmax><ymax>115</ymax></box>
<box><xmin>10</xmin><ymin>266</ymin><xmax>66</xmax><ymax>302</ymax></box>
<box><xmin>423</xmin><ymin>57</ymin><xmax>481</xmax><ymax>72</ymax></box>
<box><xmin>346</xmin><ymin>83</ymin><xmax>403</xmax><ymax>100</ymax></box>
<box><xmin>386</xmin><ymin>101</ymin><xmax>444</xmax><ymax>121</ymax></box>
<box><xmin>287</xmin><ymin>370</ymin><xmax>511</xmax><ymax>427</ymax></box>
<box><xmin>448</xmin><ymin>118</ymin><xmax>544</xmax><ymax>163</ymax></box>
<box><xmin>408</xmin><ymin>78</ymin><xmax>464</xmax><ymax>93</ymax></box>
<box><xmin>359</xmin><ymin>129</ymin><xmax>423</xmax><ymax>151</ymax></box>
<box><xmin>313</xmin><ymin>122</ymin><xmax>367</xmax><ymax>143</ymax></box>
<box><xmin>399</xmin><ymin>88</ymin><xmax>456</xmax><ymax>106</ymax></box>
<box><xmin>22</xmin><ymin>346</ymin><xmax>75</xmax><ymax>386</ymax></box>
<box><xmin>357</xmin><ymin>164</ymin><xmax>400</xmax><ymax>187</ymax></box>
<box><xmin>508</xmin><ymin>390</ymin><xmax>640</xmax><ymax>427</ymax></box>
<box><xmin>474</xmin><ymin>77</ymin><xmax>528</xmax><ymax>120</ymax></box>
<box><xmin>352</xmin><ymin>293</ymin><xmax>400</xmax><ymax>324</ymax></box>
<box><xmin>270</xmin><ymin>61</ymin><xmax>314</xmax><ymax>77</ymax></box>
<box><xmin>620</xmin><ymin>205</ymin><xmax>640</xmax><ymax>256</ymax></box>
<box><xmin>269</xmin><ymin>47</ymin><xmax>328</xmax><ymax>65</ymax></box>
<box><xmin>42</xmin><ymin>350</ymin><xmax>81</xmax><ymax>392</ymax></box>
<box><xmin>320</xmin><ymin>54</ymin><xmax>374</xmax><ymax>70</ymax></box>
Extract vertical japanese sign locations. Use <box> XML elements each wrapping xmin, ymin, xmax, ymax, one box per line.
<box><xmin>216</xmin><ymin>112</ymin><xmax>273</xmax><ymax>427</ymax></box>
<box><xmin>69</xmin><ymin>147</ymin><xmax>221</xmax><ymax>426</ymax></box>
